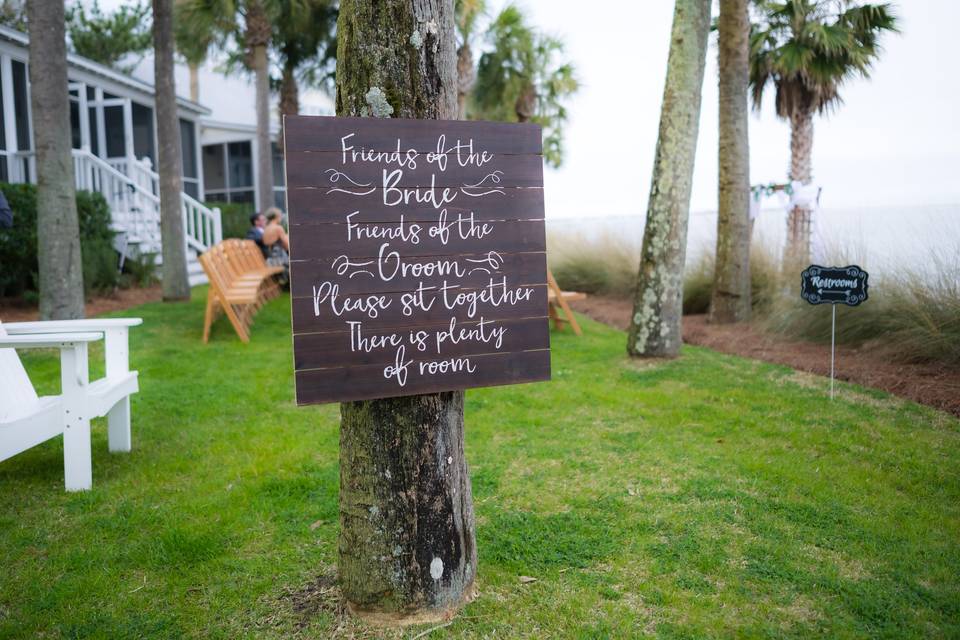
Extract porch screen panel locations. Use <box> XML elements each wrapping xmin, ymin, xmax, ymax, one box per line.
<box><xmin>12</xmin><ymin>61</ymin><xmax>28</xmax><ymax>151</ymax></box>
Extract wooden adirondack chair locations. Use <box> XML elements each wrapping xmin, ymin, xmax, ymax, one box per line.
<box><xmin>547</xmin><ymin>269</ymin><xmax>586</xmax><ymax>336</ymax></box>
<box><xmin>0</xmin><ymin>318</ymin><xmax>142</xmax><ymax>491</ymax></box>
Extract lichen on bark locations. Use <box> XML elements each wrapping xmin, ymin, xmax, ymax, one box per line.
<box><xmin>627</xmin><ymin>0</ymin><xmax>711</xmax><ymax>358</ymax></box>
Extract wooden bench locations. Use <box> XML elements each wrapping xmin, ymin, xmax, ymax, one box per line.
<box><xmin>199</xmin><ymin>239</ymin><xmax>284</xmax><ymax>343</ymax></box>
<box><xmin>547</xmin><ymin>269</ymin><xmax>586</xmax><ymax>336</ymax></box>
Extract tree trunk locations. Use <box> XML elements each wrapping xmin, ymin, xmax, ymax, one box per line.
<box><xmin>514</xmin><ymin>83</ymin><xmax>536</xmax><ymax>123</ymax></box>
<box><xmin>709</xmin><ymin>0</ymin><xmax>751</xmax><ymax>323</ymax></box>
<box><xmin>278</xmin><ymin>64</ymin><xmax>299</xmax><ymax>145</ymax></box>
<box><xmin>189</xmin><ymin>62</ymin><xmax>200</xmax><ymax>102</ymax></box>
<box><xmin>28</xmin><ymin>0</ymin><xmax>85</xmax><ymax>320</ymax></box>
<box><xmin>787</xmin><ymin>108</ymin><xmax>813</xmax><ymax>263</ymax></box>
<box><xmin>153</xmin><ymin>0</ymin><xmax>190</xmax><ymax>301</ymax></box>
<box><xmin>626</xmin><ymin>0</ymin><xmax>711</xmax><ymax>358</ymax></box>
<box><xmin>246</xmin><ymin>2</ymin><xmax>274</xmax><ymax>213</ymax></box>
<box><xmin>456</xmin><ymin>43</ymin><xmax>473</xmax><ymax>119</ymax></box>
<box><xmin>335</xmin><ymin>0</ymin><xmax>476</xmax><ymax>625</ymax></box>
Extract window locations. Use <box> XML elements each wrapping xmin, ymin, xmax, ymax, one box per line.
<box><xmin>12</xmin><ymin>60</ymin><xmax>29</xmax><ymax>151</ymax></box>
<box><xmin>272</xmin><ymin>142</ymin><xmax>286</xmax><ymax>209</ymax></box>
<box><xmin>227</xmin><ymin>141</ymin><xmax>253</xmax><ymax>188</ymax></box>
<box><xmin>202</xmin><ymin>140</ymin><xmax>255</xmax><ymax>210</ymax></box>
<box><xmin>179</xmin><ymin>119</ymin><xmax>199</xmax><ymax>199</ymax></box>
<box><xmin>103</xmin><ymin>105</ymin><xmax>125</xmax><ymax>157</ymax></box>
<box><xmin>132</xmin><ymin>102</ymin><xmax>155</xmax><ymax>164</ymax></box>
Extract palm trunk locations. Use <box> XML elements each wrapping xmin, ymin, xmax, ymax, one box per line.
<box><xmin>335</xmin><ymin>0</ymin><xmax>475</xmax><ymax>624</ymax></box>
<box><xmin>787</xmin><ymin>108</ymin><xmax>813</xmax><ymax>263</ymax></box>
<box><xmin>709</xmin><ymin>0</ymin><xmax>751</xmax><ymax>323</ymax></box>
<box><xmin>627</xmin><ymin>0</ymin><xmax>711</xmax><ymax>357</ymax></box>
<box><xmin>245</xmin><ymin>2</ymin><xmax>274</xmax><ymax>214</ymax></box>
<box><xmin>278</xmin><ymin>64</ymin><xmax>299</xmax><ymax>144</ymax></box>
<box><xmin>153</xmin><ymin>0</ymin><xmax>190</xmax><ymax>300</ymax></box>
<box><xmin>28</xmin><ymin>0</ymin><xmax>85</xmax><ymax>320</ymax></box>
<box><xmin>456</xmin><ymin>43</ymin><xmax>473</xmax><ymax>119</ymax></box>
<box><xmin>253</xmin><ymin>44</ymin><xmax>273</xmax><ymax>212</ymax></box>
<box><xmin>189</xmin><ymin>62</ymin><xmax>200</xmax><ymax>102</ymax></box>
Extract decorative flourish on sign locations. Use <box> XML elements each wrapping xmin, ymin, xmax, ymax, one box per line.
<box><xmin>325</xmin><ymin>168</ymin><xmax>376</xmax><ymax>196</ymax></box>
<box><xmin>460</xmin><ymin>171</ymin><xmax>504</xmax><ymax>197</ymax></box>
<box><xmin>464</xmin><ymin>251</ymin><xmax>504</xmax><ymax>275</ymax></box>
<box><xmin>331</xmin><ymin>254</ymin><xmax>375</xmax><ymax>278</ymax></box>
<box><xmin>800</xmin><ymin>265</ymin><xmax>869</xmax><ymax>306</ymax></box>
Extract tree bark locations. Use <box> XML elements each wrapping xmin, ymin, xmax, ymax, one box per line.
<box><xmin>247</xmin><ymin>2</ymin><xmax>274</xmax><ymax>213</ymax></box>
<box><xmin>626</xmin><ymin>0</ymin><xmax>711</xmax><ymax>358</ymax></box>
<box><xmin>787</xmin><ymin>108</ymin><xmax>813</xmax><ymax>263</ymax></box>
<box><xmin>28</xmin><ymin>0</ymin><xmax>85</xmax><ymax>320</ymax></box>
<box><xmin>335</xmin><ymin>0</ymin><xmax>476</xmax><ymax>624</ymax></box>
<box><xmin>278</xmin><ymin>65</ymin><xmax>299</xmax><ymax>145</ymax></box>
<box><xmin>189</xmin><ymin>62</ymin><xmax>200</xmax><ymax>102</ymax></box>
<box><xmin>153</xmin><ymin>0</ymin><xmax>191</xmax><ymax>301</ymax></box>
<box><xmin>709</xmin><ymin>0</ymin><xmax>751</xmax><ymax>323</ymax></box>
<box><xmin>456</xmin><ymin>43</ymin><xmax>473</xmax><ymax>119</ymax></box>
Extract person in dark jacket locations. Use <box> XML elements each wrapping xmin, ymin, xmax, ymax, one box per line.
<box><xmin>246</xmin><ymin>212</ymin><xmax>266</xmax><ymax>256</ymax></box>
<box><xmin>0</xmin><ymin>189</ymin><xmax>12</xmax><ymax>228</ymax></box>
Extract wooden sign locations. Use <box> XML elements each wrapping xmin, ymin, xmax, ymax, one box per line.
<box><xmin>800</xmin><ymin>265</ymin><xmax>869</xmax><ymax>306</ymax></box>
<box><xmin>284</xmin><ymin>115</ymin><xmax>551</xmax><ymax>405</ymax></box>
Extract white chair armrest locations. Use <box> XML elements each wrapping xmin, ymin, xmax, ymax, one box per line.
<box><xmin>4</xmin><ymin>318</ymin><xmax>143</xmax><ymax>334</ymax></box>
<box><xmin>0</xmin><ymin>332</ymin><xmax>104</xmax><ymax>349</ymax></box>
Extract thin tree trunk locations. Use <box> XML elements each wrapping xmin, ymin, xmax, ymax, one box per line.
<box><xmin>709</xmin><ymin>0</ymin><xmax>751</xmax><ymax>323</ymax></box>
<box><xmin>278</xmin><ymin>65</ymin><xmax>299</xmax><ymax>144</ymax></box>
<box><xmin>253</xmin><ymin>44</ymin><xmax>273</xmax><ymax>212</ymax></box>
<box><xmin>456</xmin><ymin>43</ymin><xmax>473</xmax><ymax>119</ymax></box>
<box><xmin>153</xmin><ymin>0</ymin><xmax>190</xmax><ymax>300</ymax></box>
<box><xmin>246</xmin><ymin>2</ymin><xmax>274</xmax><ymax>213</ymax></box>
<box><xmin>189</xmin><ymin>62</ymin><xmax>200</xmax><ymax>102</ymax></box>
<box><xmin>787</xmin><ymin>108</ymin><xmax>813</xmax><ymax>263</ymax></box>
<box><xmin>335</xmin><ymin>0</ymin><xmax>476</xmax><ymax>624</ymax></box>
<box><xmin>626</xmin><ymin>0</ymin><xmax>711</xmax><ymax>358</ymax></box>
<box><xmin>28</xmin><ymin>0</ymin><xmax>85</xmax><ymax>320</ymax></box>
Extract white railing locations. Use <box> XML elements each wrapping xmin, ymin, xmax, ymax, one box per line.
<box><xmin>73</xmin><ymin>147</ymin><xmax>162</xmax><ymax>252</ymax></box>
<box><xmin>181</xmin><ymin>192</ymin><xmax>222</xmax><ymax>253</ymax></box>
<box><xmin>71</xmin><ymin>147</ymin><xmax>221</xmax><ymax>258</ymax></box>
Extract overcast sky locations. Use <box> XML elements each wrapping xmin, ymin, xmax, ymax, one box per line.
<box><xmin>111</xmin><ymin>0</ymin><xmax>960</xmax><ymax>218</ymax></box>
<box><xmin>504</xmin><ymin>0</ymin><xmax>960</xmax><ymax>217</ymax></box>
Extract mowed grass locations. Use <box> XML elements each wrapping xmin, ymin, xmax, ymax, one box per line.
<box><xmin>2</xmin><ymin>288</ymin><xmax>959</xmax><ymax>639</ymax></box>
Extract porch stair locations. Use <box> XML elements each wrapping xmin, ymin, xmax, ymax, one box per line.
<box><xmin>71</xmin><ymin>147</ymin><xmax>222</xmax><ymax>286</ymax></box>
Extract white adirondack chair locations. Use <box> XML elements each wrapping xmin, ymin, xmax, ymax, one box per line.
<box><xmin>0</xmin><ymin>318</ymin><xmax>141</xmax><ymax>491</ymax></box>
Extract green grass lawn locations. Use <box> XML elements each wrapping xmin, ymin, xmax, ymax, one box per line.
<box><xmin>2</xmin><ymin>289</ymin><xmax>959</xmax><ymax>639</ymax></box>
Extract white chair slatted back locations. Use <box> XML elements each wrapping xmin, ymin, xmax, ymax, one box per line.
<box><xmin>0</xmin><ymin>321</ymin><xmax>40</xmax><ymax>421</ymax></box>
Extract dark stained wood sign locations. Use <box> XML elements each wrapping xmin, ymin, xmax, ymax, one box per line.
<box><xmin>284</xmin><ymin>115</ymin><xmax>551</xmax><ymax>405</ymax></box>
<box><xmin>800</xmin><ymin>265</ymin><xmax>869</xmax><ymax>306</ymax></box>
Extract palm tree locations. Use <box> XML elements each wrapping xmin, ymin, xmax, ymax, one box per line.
<box><xmin>178</xmin><ymin>0</ymin><xmax>277</xmax><ymax>212</ymax></box>
<box><xmin>454</xmin><ymin>0</ymin><xmax>485</xmax><ymax>119</ymax></box>
<box><xmin>471</xmin><ymin>5</ymin><xmax>577</xmax><ymax>168</ymax></box>
<box><xmin>154</xmin><ymin>0</ymin><xmax>191</xmax><ymax>300</ymax></box>
<box><xmin>174</xmin><ymin>0</ymin><xmax>223</xmax><ymax>102</ymax></box>
<box><xmin>710</xmin><ymin>0</ymin><xmax>752</xmax><ymax>323</ymax></box>
<box><xmin>27</xmin><ymin>0</ymin><xmax>85</xmax><ymax>319</ymax></box>
<box><xmin>749</xmin><ymin>0</ymin><xmax>897</xmax><ymax>262</ymax></box>
<box><xmin>626</xmin><ymin>0</ymin><xmax>712</xmax><ymax>358</ymax></box>
<box><xmin>273</xmin><ymin>0</ymin><xmax>337</xmax><ymax>133</ymax></box>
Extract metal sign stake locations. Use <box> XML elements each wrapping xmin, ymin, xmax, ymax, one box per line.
<box><xmin>830</xmin><ymin>305</ymin><xmax>836</xmax><ymax>400</ymax></box>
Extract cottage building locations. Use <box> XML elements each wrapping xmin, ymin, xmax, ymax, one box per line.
<box><xmin>0</xmin><ymin>24</ymin><xmax>333</xmax><ymax>284</ymax></box>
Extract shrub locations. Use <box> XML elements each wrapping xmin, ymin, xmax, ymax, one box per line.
<box><xmin>547</xmin><ymin>230</ymin><xmax>638</xmax><ymax>297</ymax></box>
<box><xmin>0</xmin><ymin>183</ymin><xmax>120</xmax><ymax>297</ymax></box>
<box><xmin>207</xmin><ymin>201</ymin><xmax>255</xmax><ymax>239</ymax></box>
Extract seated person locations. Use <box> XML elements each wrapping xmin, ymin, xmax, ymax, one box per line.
<box><xmin>262</xmin><ymin>207</ymin><xmax>290</xmax><ymax>285</ymax></box>
<box><xmin>246</xmin><ymin>212</ymin><xmax>267</xmax><ymax>256</ymax></box>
